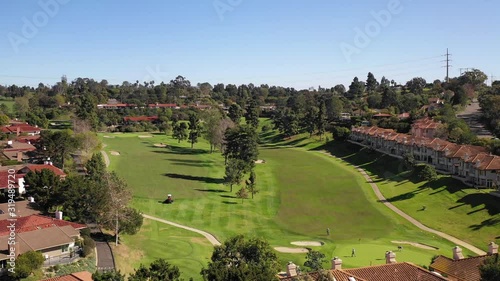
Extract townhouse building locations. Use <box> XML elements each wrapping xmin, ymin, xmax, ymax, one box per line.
<box><xmin>350</xmin><ymin>119</ymin><xmax>500</xmax><ymax>189</ymax></box>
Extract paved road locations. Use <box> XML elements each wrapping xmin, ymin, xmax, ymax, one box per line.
<box><xmin>143</xmin><ymin>214</ymin><xmax>221</xmax><ymax>246</ymax></box>
<box><xmin>457</xmin><ymin>100</ymin><xmax>493</xmax><ymax>138</ymax></box>
<box><xmin>87</xmin><ymin>223</ymin><xmax>116</xmax><ymax>271</ymax></box>
<box><xmin>319</xmin><ymin>151</ymin><xmax>486</xmax><ymax>255</ymax></box>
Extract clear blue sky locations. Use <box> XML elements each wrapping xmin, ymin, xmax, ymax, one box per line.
<box><xmin>1</xmin><ymin>0</ymin><xmax>499</xmax><ymax>89</ymax></box>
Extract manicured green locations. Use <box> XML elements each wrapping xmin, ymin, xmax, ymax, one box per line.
<box><xmin>113</xmin><ymin>219</ymin><xmax>213</xmax><ymax>280</ymax></box>
<box><xmin>102</xmin><ymin>130</ymin><xmax>467</xmax><ymax>280</ymax></box>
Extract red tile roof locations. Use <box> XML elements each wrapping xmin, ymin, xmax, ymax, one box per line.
<box><xmin>15</xmin><ymin>135</ymin><xmax>41</xmax><ymax>143</ymax></box>
<box><xmin>0</xmin><ymin>170</ymin><xmax>20</xmax><ymax>189</ymax></box>
<box><xmin>0</xmin><ymin>214</ymin><xmax>86</xmax><ymax>236</ymax></box>
<box><xmin>280</xmin><ymin>270</ymin><xmax>367</xmax><ymax>281</ymax></box>
<box><xmin>344</xmin><ymin>262</ymin><xmax>447</xmax><ymax>281</ymax></box>
<box><xmin>40</xmin><ymin>271</ymin><xmax>93</xmax><ymax>281</ymax></box>
<box><xmin>24</xmin><ymin>164</ymin><xmax>66</xmax><ymax>176</ymax></box>
<box><xmin>0</xmin><ymin>124</ymin><xmax>41</xmax><ymax>134</ymax></box>
<box><xmin>430</xmin><ymin>255</ymin><xmax>493</xmax><ymax>281</ymax></box>
<box><xmin>147</xmin><ymin>103</ymin><xmax>177</xmax><ymax>108</ymax></box>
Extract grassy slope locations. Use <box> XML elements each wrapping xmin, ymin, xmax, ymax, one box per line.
<box><xmin>102</xmin><ymin>130</ymin><xmax>465</xmax><ymax>280</ymax></box>
<box><xmin>317</xmin><ymin>140</ymin><xmax>500</xmax><ymax>251</ymax></box>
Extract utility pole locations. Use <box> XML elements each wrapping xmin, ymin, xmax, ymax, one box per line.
<box><xmin>491</xmin><ymin>74</ymin><xmax>496</xmax><ymax>86</ymax></box>
<box><xmin>443</xmin><ymin>48</ymin><xmax>452</xmax><ymax>82</ymax></box>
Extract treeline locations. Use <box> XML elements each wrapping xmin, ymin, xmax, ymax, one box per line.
<box><xmin>479</xmin><ymin>81</ymin><xmax>500</xmax><ymax>137</ymax></box>
<box><xmin>0</xmin><ymin>69</ymin><xmax>496</xmax><ymax>137</ymax></box>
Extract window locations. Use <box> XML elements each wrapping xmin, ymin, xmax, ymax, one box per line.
<box><xmin>487</xmin><ymin>180</ymin><xmax>493</xmax><ymax>188</ymax></box>
<box><xmin>62</xmin><ymin>245</ymin><xmax>69</xmax><ymax>253</ymax></box>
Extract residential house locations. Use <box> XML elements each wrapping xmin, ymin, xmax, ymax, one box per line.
<box><xmin>0</xmin><ymin>164</ymin><xmax>66</xmax><ymax>196</ymax></box>
<box><xmin>1</xmin><ymin>140</ymin><xmax>37</xmax><ymax>163</ymax></box>
<box><xmin>430</xmin><ymin>243</ymin><xmax>498</xmax><ymax>281</ymax></box>
<box><xmin>411</xmin><ymin>118</ymin><xmax>442</xmax><ymax>138</ymax></box>
<box><xmin>0</xmin><ymin>214</ymin><xmax>86</xmax><ymax>272</ymax></box>
<box><xmin>147</xmin><ymin>103</ymin><xmax>177</xmax><ymax>109</ymax></box>
<box><xmin>0</xmin><ymin>123</ymin><xmax>41</xmax><ymax>136</ymax></box>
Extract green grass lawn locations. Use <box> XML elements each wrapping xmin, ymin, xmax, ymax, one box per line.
<box><xmin>0</xmin><ymin>99</ymin><xmax>15</xmax><ymax>113</ymax></box>
<box><xmin>102</xmin><ymin>131</ymin><xmax>465</xmax><ymax>279</ymax></box>
<box><xmin>112</xmin><ymin>219</ymin><xmax>213</xmax><ymax>280</ymax></box>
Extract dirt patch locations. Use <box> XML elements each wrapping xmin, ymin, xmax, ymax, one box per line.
<box><xmin>138</xmin><ymin>135</ymin><xmax>153</xmax><ymax>138</ymax></box>
<box><xmin>391</xmin><ymin>241</ymin><xmax>438</xmax><ymax>250</ymax></box>
<box><xmin>291</xmin><ymin>241</ymin><xmax>323</xmax><ymax>246</ymax></box>
<box><xmin>274</xmin><ymin>247</ymin><xmax>309</xmax><ymax>253</ymax></box>
<box><xmin>154</xmin><ymin>143</ymin><xmax>167</xmax><ymax>148</ymax></box>
<box><xmin>110</xmin><ymin>151</ymin><xmax>120</xmax><ymax>156</ymax></box>
<box><xmin>255</xmin><ymin>159</ymin><xmax>266</xmax><ymax>164</ymax></box>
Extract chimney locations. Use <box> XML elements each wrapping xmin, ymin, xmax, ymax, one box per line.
<box><xmin>55</xmin><ymin>210</ymin><xmax>63</xmax><ymax>220</ymax></box>
<box><xmin>16</xmin><ymin>127</ymin><xmax>20</xmax><ymax>136</ymax></box>
<box><xmin>7</xmin><ymin>140</ymin><xmax>12</xmax><ymax>146</ymax></box>
<box><xmin>488</xmin><ymin>242</ymin><xmax>498</xmax><ymax>255</ymax></box>
<box><xmin>453</xmin><ymin>246</ymin><xmax>464</xmax><ymax>260</ymax></box>
<box><xmin>286</xmin><ymin>262</ymin><xmax>297</xmax><ymax>277</ymax></box>
<box><xmin>385</xmin><ymin>251</ymin><xmax>396</xmax><ymax>264</ymax></box>
<box><xmin>16</xmin><ymin>152</ymin><xmax>22</xmax><ymax>162</ymax></box>
<box><xmin>49</xmin><ymin>162</ymin><xmax>53</xmax><ymax>166</ymax></box>
<box><xmin>331</xmin><ymin>257</ymin><xmax>342</xmax><ymax>270</ymax></box>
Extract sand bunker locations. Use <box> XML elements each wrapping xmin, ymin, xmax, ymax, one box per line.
<box><xmin>154</xmin><ymin>143</ymin><xmax>167</xmax><ymax>148</ymax></box>
<box><xmin>110</xmin><ymin>151</ymin><xmax>120</xmax><ymax>156</ymax></box>
<box><xmin>291</xmin><ymin>241</ymin><xmax>323</xmax><ymax>247</ymax></box>
<box><xmin>391</xmin><ymin>241</ymin><xmax>438</xmax><ymax>250</ymax></box>
<box><xmin>274</xmin><ymin>247</ymin><xmax>309</xmax><ymax>253</ymax></box>
<box><xmin>138</xmin><ymin>135</ymin><xmax>153</xmax><ymax>138</ymax></box>
<box><xmin>255</xmin><ymin>159</ymin><xmax>266</xmax><ymax>164</ymax></box>
<box><xmin>103</xmin><ymin>136</ymin><xmax>115</xmax><ymax>138</ymax></box>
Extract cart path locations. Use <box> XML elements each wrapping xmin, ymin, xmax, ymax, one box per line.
<box><xmin>318</xmin><ymin>150</ymin><xmax>486</xmax><ymax>255</ymax></box>
<box><xmin>101</xmin><ymin>150</ymin><xmax>110</xmax><ymax>167</ymax></box>
<box><xmin>142</xmin><ymin>214</ymin><xmax>221</xmax><ymax>246</ymax></box>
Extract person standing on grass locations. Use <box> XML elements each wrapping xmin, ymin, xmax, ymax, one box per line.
<box><xmin>326</xmin><ymin>228</ymin><xmax>330</xmax><ymax>236</ymax></box>
<box><xmin>352</xmin><ymin>248</ymin><xmax>356</xmax><ymax>257</ymax></box>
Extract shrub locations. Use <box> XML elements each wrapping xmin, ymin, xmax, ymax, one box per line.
<box><xmin>419</xmin><ymin>164</ymin><xmax>438</xmax><ymax>182</ymax></box>
<box><xmin>261</xmin><ymin>124</ymin><xmax>271</xmax><ymax>132</ymax></box>
<box><xmin>82</xmin><ymin>236</ymin><xmax>96</xmax><ymax>257</ymax></box>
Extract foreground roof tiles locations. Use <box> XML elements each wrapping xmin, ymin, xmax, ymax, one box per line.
<box><xmin>40</xmin><ymin>271</ymin><xmax>93</xmax><ymax>281</ymax></box>
<box><xmin>344</xmin><ymin>262</ymin><xmax>447</xmax><ymax>281</ymax></box>
<box><xmin>430</xmin><ymin>255</ymin><xmax>493</xmax><ymax>281</ymax></box>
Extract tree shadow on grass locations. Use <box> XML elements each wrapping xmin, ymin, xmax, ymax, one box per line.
<box><xmin>194</xmin><ymin>188</ymin><xmax>227</xmax><ymax>193</ymax></box>
<box><xmin>163</xmin><ymin>173</ymin><xmax>224</xmax><ymax>184</ymax></box>
<box><xmin>457</xmin><ymin>193</ymin><xmax>500</xmax><ymax>216</ymax></box>
<box><xmin>222</xmin><ymin>201</ymin><xmax>237</xmax><ymax>205</ymax></box>
<box><xmin>169</xmin><ymin>159</ymin><xmax>214</xmax><ymax>164</ymax></box>
<box><xmin>152</xmin><ymin>145</ymin><xmax>208</xmax><ymax>155</ymax></box>
<box><xmin>469</xmin><ymin>217</ymin><xmax>500</xmax><ymax>231</ymax></box>
<box><xmin>171</xmin><ymin>163</ymin><xmax>214</xmax><ymax>167</ymax></box>
<box><xmin>385</xmin><ymin>187</ymin><xmax>427</xmax><ymax>203</ymax></box>
<box><xmin>220</xmin><ymin>194</ymin><xmax>236</xmax><ymax>199</ymax></box>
